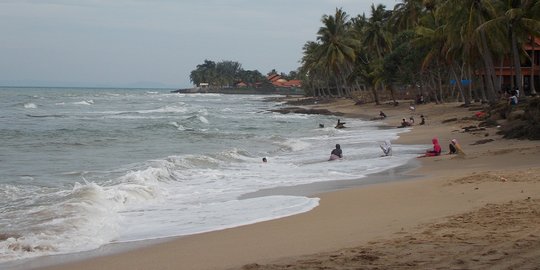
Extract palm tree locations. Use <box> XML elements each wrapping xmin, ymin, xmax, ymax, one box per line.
<box><xmin>300</xmin><ymin>41</ymin><xmax>327</xmax><ymax>96</ymax></box>
<box><xmin>481</xmin><ymin>0</ymin><xmax>540</xmax><ymax>95</ymax></box>
<box><xmin>391</xmin><ymin>0</ymin><xmax>424</xmax><ymax>31</ymax></box>
<box><xmin>440</xmin><ymin>0</ymin><xmax>502</xmax><ymax>103</ymax></box>
<box><xmin>316</xmin><ymin>8</ymin><xmax>359</xmax><ymax>97</ymax></box>
<box><xmin>361</xmin><ymin>4</ymin><xmax>393</xmax><ymax>103</ymax></box>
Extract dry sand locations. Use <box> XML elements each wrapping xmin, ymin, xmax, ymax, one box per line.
<box><xmin>36</xmin><ymin>99</ymin><xmax>540</xmax><ymax>270</ymax></box>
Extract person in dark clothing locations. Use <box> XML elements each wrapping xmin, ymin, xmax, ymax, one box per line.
<box><xmin>335</xmin><ymin>119</ymin><xmax>346</xmax><ymax>129</ymax></box>
<box><xmin>329</xmin><ymin>144</ymin><xmax>343</xmax><ymax>160</ymax></box>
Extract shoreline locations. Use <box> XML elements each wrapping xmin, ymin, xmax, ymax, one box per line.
<box><xmin>16</xmin><ymin>99</ymin><xmax>540</xmax><ymax>269</ymax></box>
<box><xmin>6</xmin><ymin>111</ymin><xmax>419</xmax><ymax>270</ymax></box>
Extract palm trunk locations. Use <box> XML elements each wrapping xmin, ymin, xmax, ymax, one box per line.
<box><xmin>530</xmin><ymin>36</ymin><xmax>537</xmax><ymax>95</ymax></box>
<box><xmin>451</xmin><ymin>66</ymin><xmax>467</xmax><ymax>105</ymax></box>
<box><xmin>480</xmin><ymin>30</ymin><xmax>499</xmax><ymax>103</ymax></box>
<box><xmin>437</xmin><ymin>70</ymin><xmax>446</xmax><ymax>102</ymax></box>
<box><xmin>371</xmin><ymin>85</ymin><xmax>380</xmax><ymax>105</ymax></box>
<box><xmin>465</xmin><ymin>65</ymin><xmax>473</xmax><ymax>103</ymax></box>
<box><xmin>510</xmin><ymin>25</ymin><xmax>524</xmax><ymax>93</ymax></box>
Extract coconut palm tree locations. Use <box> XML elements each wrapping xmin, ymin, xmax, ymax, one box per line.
<box><xmin>480</xmin><ymin>0</ymin><xmax>540</xmax><ymax>96</ymax></box>
<box><xmin>316</xmin><ymin>8</ymin><xmax>359</xmax><ymax>97</ymax></box>
<box><xmin>439</xmin><ymin>0</ymin><xmax>502</xmax><ymax>103</ymax></box>
<box><xmin>361</xmin><ymin>4</ymin><xmax>393</xmax><ymax>103</ymax></box>
<box><xmin>391</xmin><ymin>0</ymin><xmax>424</xmax><ymax>31</ymax></box>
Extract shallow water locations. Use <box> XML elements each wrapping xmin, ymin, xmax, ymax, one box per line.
<box><xmin>0</xmin><ymin>87</ymin><xmax>424</xmax><ymax>263</ymax></box>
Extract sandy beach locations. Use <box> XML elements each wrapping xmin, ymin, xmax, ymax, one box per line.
<box><xmin>34</xmin><ymin>99</ymin><xmax>540</xmax><ymax>270</ymax></box>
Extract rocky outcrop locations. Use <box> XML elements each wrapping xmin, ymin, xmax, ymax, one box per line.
<box><xmin>270</xmin><ymin>107</ymin><xmax>344</xmax><ymax>116</ymax></box>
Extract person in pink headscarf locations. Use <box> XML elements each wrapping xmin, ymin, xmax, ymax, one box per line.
<box><xmin>420</xmin><ymin>137</ymin><xmax>441</xmax><ymax>157</ymax></box>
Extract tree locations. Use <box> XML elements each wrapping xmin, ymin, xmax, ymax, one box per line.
<box><xmin>439</xmin><ymin>0</ymin><xmax>502</xmax><ymax>103</ymax></box>
<box><xmin>391</xmin><ymin>0</ymin><xmax>424</xmax><ymax>31</ymax></box>
<box><xmin>316</xmin><ymin>8</ymin><xmax>360</xmax><ymax>97</ymax></box>
<box><xmin>481</xmin><ymin>0</ymin><xmax>540</xmax><ymax>95</ymax></box>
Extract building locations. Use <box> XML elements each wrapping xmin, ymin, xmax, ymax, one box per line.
<box><xmin>266</xmin><ymin>74</ymin><xmax>303</xmax><ymax>89</ymax></box>
<box><xmin>494</xmin><ymin>36</ymin><xmax>540</xmax><ymax>94</ymax></box>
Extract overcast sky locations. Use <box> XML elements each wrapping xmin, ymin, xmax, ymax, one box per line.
<box><xmin>0</xmin><ymin>0</ymin><xmax>397</xmax><ymax>88</ymax></box>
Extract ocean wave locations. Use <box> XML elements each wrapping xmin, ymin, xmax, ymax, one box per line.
<box><xmin>73</xmin><ymin>100</ymin><xmax>94</xmax><ymax>105</ymax></box>
<box><xmin>25</xmin><ymin>114</ymin><xmax>66</xmax><ymax>118</ymax></box>
<box><xmin>136</xmin><ymin>105</ymin><xmax>187</xmax><ymax>114</ymax></box>
<box><xmin>274</xmin><ymin>138</ymin><xmax>311</xmax><ymax>152</ymax></box>
<box><xmin>0</xmin><ymin>182</ymin><xmax>120</xmax><ymax>262</ymax></box>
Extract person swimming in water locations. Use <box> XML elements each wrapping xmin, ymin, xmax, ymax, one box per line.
<box><xmin>329</xmin><ymin>144</ymin><xmax>343</xmax><ymax>160</ymax></box>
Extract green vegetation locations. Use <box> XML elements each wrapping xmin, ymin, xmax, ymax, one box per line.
<box><xmin>299</xmin><ymin>0</ymin><xmax>540</xmax><ymax>104</ymax></box>
<box><xmin>189</xmin><ymin>60</ymin><xmax>298</xmax><ymax>89</ymax></box>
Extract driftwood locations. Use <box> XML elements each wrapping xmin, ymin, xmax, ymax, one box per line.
<box><xmin>441</xmin><ymin>118</ymin><xmax>458</xmax><ymax>123</ymax></box>
<box><xmin>470</xmin><ymin>139</ymin><xmax>494</xmax><ymax>145</ymax></box>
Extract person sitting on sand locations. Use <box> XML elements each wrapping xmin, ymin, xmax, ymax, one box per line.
<box><xmin>409</xmin><ymin>116</ymin><xmax>415</xmax><ymax>124</ymax></box>
<box><xmin>398</xmin><ymin>118</ymin><xmax>411</xmax><ymax>128</ymax></box>
<box><xmin>379</xmin><ymin>111</ymin><xmax>387</xmax><ymax>119</ymax></box>
<box><xmin>420</xmin><ymin>137</ymin><xmax>442</xmax><ymax>157</ymax></box>
<box><xmin>335</xmin><ymin>119</ymin><xmax>346</xmax><ymax>129</ymax></box>
<box><xmin>329</xmin><ymin>144</ymin><xmax>343</xmax><ymax>160</ymax></box>
<box><xmin>448</xmin><ymin>139</ymin><xmax>465</xmax><ymax>156</ymax></box>
<box><xmin>420</xmin><ymin>115</ymin><xmax>425</xmax><ymax>125</ymax></box>
<box><xmin>380</xmin><ymin>140</ymin><xmax>392</xmax><ymax>156</ymax></box>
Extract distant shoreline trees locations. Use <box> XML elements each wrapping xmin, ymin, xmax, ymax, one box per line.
<box><xmin>189</xmin><ymin>60</ymin><xmax>299</xmax><ymax>89</ymax></box>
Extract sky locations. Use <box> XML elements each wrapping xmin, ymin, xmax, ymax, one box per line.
<box><xmin>0</xmin><ymin>0</ymin><xmax>397</xmax><ymax>88</ymax></box>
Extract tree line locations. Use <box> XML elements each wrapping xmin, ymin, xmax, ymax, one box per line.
<box><xmin>189</xmin><ymin>60</ymin><xmax>298</xmax><ymax>89</ymax></box>
<box><xmin>299</xmin><ymin>0</ymin><xmax>540</xmax><ymax>105</ymax></box>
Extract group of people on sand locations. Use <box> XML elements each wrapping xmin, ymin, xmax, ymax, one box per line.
<box><xmin>328</xmin><ymin>136</ymin><xmax>464</xmax><ymax>161</ymax></box>
<box><xmin>419</xmin><ymin>137</ymin><xmax>465</xmax><ymax>158</ymax></box>
<box><xmin>397</xmin><ymin>114</ymin><xmax>425</xmax><ymax>128</ymax></box>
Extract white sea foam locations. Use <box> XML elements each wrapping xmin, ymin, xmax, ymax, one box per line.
<box><xmin>23</xmin><ymin>103</ymin><xmax>37</xmax><ymax>109</ymax></box>
<box><xmin>198</xmin><ymin>115</ymin><xmax>209</xmax><ymax>124</ymax></box>
<box><xmin>276</xmin><ymin>138</ymin><xmax>311</xmax><ymax>152</ymax></box>
<box><xmin>136</xmin><ymin>105</ymin><xmax>187</xmax><ymax>114</ymax></box>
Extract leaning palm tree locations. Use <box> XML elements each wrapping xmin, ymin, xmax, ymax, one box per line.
<box><xmin>440</xmin><ymin>0</ymin><xmax>501</xmax><ymax>103</ymax></box>
<box><xmin>300</xmin><ymin>41</ymin><xmax>329</xmax><ymax>97</ymax></box>
<box><xmin>316</xmin><ymin>8</ymin><xmax>359</xmax><ymax>97</ymax></box>
<box><xmin>362</xmin><ymin>4</ymin><xmax>394</xmax><ymax>103</ymax></box>
<box><xmin>480</xmin><ymin>0</ymin><xmax>540</xmax><ymax>96</ymax></box>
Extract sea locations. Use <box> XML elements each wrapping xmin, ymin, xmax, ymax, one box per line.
<box><xmin>0</xmin><ymin>87</ymin><xmax>425</xmax><ymax>266</ymax></box>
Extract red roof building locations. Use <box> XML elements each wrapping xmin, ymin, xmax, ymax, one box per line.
<box><xmin>266</xmin><ymin>74</ymin><xmax>302</xmax><ymax>88</ymax></box>
<box><xmin>492</xmin><ymin>36</ymin><xmax>540</xmax><ymax>93</ymax></box>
